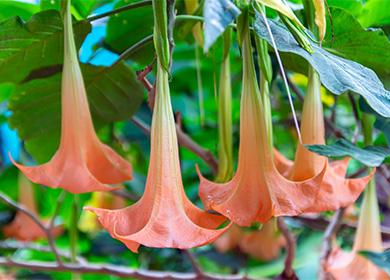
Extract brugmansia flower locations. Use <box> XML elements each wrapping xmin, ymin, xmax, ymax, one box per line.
<box><xmin>79</xmin><ymin>191</ymin><xmax>127</xmax><ymax>233</ymax></box>
<box><xmin>3</xmin><ymin>173</ymin><xmax>63</xmax><ymax>241</ymax></box>
<box><xmin>239</xmin><ymin>219</ymin><xmax>286</xmax><ymax>261</ymax></box>
<box><xmin>198</xmin><ymin>13</ymin><xmax>326</xmax><ymax>226</ymax></box>
<box><xmin>275</xmin><ymin>68</ymin><xmax>374</xmax><ymax>212</ymax></box>
<box><xmin>10</xmin><ymin>0</ymin><xmax>132</xmax><ymax>193</ymax></box>
<box><xmin>215</xmin><ymin>219</ymin><xmax>285</xmax><ymax>261</ymax></box>
<box><xmin>86</xmin><ymin>1</ymin><xmax>228</xmax><ymax>250</ymax></box>
<box><xmin>326</xmin><ymin>180</ymin><xmax>389</xmax><ymax>279</ymax></box>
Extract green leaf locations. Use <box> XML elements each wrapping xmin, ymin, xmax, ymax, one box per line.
<box><xmin>0</xmin><ymin>1</ymin><xmax>39</xmax><ymax>22</ymax></box>
<box><xmin>8</xmin><ymin>62</ymin><xmax>144</xmax><ymax>163</ymax></box>
<box><xmin>360</xmin><ymin>250</ymin><xmax>390</xmax><ymax>275</ymax></box>
<box><xmin>306</xmin><ymin>139</ymin><xmax>390</xmax><ymax>167</ymax></box>
<box><xmin>323</xmin><ymin>8</ymin><xmax>390</xmax><ymax>81</ymax></box>
<box><xmin>203</xmin><ymin>0</ymin><xmax>240</xmax><ymax>52</ymax></box>
<box><xmin>40</xmin><ymin>0</ymin><xmax>107</xmax><ymax>19</ymax></box>
<box><xmin>104</xmin><ymin>0</ymin><xmax>154</xmax><ymax>64</ymax></box>
<box><xmin>358</xmin><ymin>0</ymin><xmax>390</xmax><ymax>27</ymax></box>
<box><xmin>0</xmin><ymin>10</ymin><xmax>90</xmax><ymax>84</ymax></box>
<box><xmin>254</xmin><ymin>15</ymin><xmax>390</xmax><ymax>118</ymax></box>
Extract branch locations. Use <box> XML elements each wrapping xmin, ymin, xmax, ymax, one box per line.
<box><xmin>0</xmin><ymin>241</ymin><xmax>86</xmax><ymax>264</ymax></box>
<box><xmin>276</xmin><ymin>217</ymin><xmax>297</xmax><ymax>280</ymax></box>
<box><xmin>183</xmin><ymin>250</ymin><xmax>204</xmax><ymax>276</ymax></box>
<box><xmin>319</xmin><ymin>208</ymin><xmax>345</xmax><ymax>280</ymax></box>
<box><xmin>0</xmin><ymin>191</ymin><xmax>63</xmax><ymax>265</ymax></box>
<box><xmin>0</xmin><ymin>258</ymin><xmax>248</xmax><ymax>280</ymax></box>
<box><xmin>293</xmin><ymin>214</ymin><xmax>390</xmax><ymax>238</ymax></box>
<box><xmin>87</xmin><ymin>0</ymin><xmax>153</xmax><ymax>22</ymax></box>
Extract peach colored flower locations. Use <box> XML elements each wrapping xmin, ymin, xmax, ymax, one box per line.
<box><xmin>274</xmin><ymin>68</ymin><xmax>374</xmax><ymax>212</ymax></box>
<box><xmin>10</xmin><ymin>0</ymin><xmax>132</xmax><ymax>193</ymax></box>
<box><xmin>3</xmin><ymin>174</ymin><xmax>62</xmax><ymax>241</ymax></box>
<box><xmin>215</xmin><ymin>219</ymin><xmax>286</xmax><ymax>261</ymax></box>
<box><xmin>85</xmin><ymin>56</ymin><xmax>229</xmax><ymax>252</ymax></box>
<box><xmin>198</xmin><ymin>17</ymin><xmax>326</xmax><ymax>226</ymax></box>
<box><xmin>326</xmin><ymin>181</ymin><xmax>389</xmax><ymax>279</ymax></box>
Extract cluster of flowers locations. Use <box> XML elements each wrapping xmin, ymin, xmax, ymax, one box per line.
<box><xmin>3</xmin><ymin>1</ymin><xmax>387</xmax><ymax>279</ymax></box>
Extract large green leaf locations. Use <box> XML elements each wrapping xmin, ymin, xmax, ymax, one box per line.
<box><xmin>0</xmin><ymin>0</ymin><xmax>39</xmax><ymax>22</ymax></box>
<box><xmin>254</xmin><ymin>14</ymin><xmax>390</xmax><ymax>118</ymax></box>
<box><xmin>0</xmin><ymin>10</ymin><xmax>90</xmax><ymax>84</ymax></box>
<box><xmin>358</xmin><ymin>0</ymin><xmax>390</xmax><ymax>27</ymax></box>
<box><xmin>40</xmin><ymin>0</ymin><xmax>109</xmax><ymax>19</ymax></box>
<box><xmin>323</xmin><ymin>8</ymin><xmax>390</xmax><ymax>80</ymax></box>
<box><xmin>104</xmin><ymin>0</ymin><xmax>154</xmax><ymax>64</ymax></box>
<box><xmin>306</xmin><ymin>139</ymin><xmax>390</xmax><ymax>167</ymax></box>
<box><xmin>203</xmin><ymin>0</ymin><xmax>240</xmax><ymax>52</ymax></box>
<box><xmin>8</xmin><ymin>62</ymin><xmax>144</xmax><ymax>163</ymax></box>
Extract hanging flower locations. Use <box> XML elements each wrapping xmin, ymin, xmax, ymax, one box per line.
<box><xmin>326</xmin><ymin>180</ymin><xmax>389</xmax><ymax>279</ymax></box>
<box><xmin>86</xmin><ymin>1</ymin><xmax>229</xmax><ymax>250</ymax></box>
<box><xmin>3</xmin><ymin>173</ymin><xmax>63</xmax><ymax>241</ymax></box>
<box><xmin>274</xmin><ymin>68</ymin><xmax>374</xmax><ymax>212</ymax></box>
<box><xmin>239</xmin><ymin>219</ymin><xmax>286</xmax><ymax>261</ymax></box>
<box><xmin>79</xmin><ymin>191</ymin><xmax>127</xmax><ymax>233</ymax></box>
<box><xmin>198</xmin><ymin>14</ymin><xmax>326</xmax><ymax>226</ymax></box>
<box><xmin>215</xmin><ymin>219</ymin><xmax>286</xmax><ymax>261</ymax></box>
<box><xmin>10</xmin><ymin>0</ymin><xmax>132</xmax><ymax>194</ymax></box>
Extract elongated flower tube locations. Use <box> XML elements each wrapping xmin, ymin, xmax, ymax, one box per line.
<box><xmin>215</xmin><ymin>29</ymin><xmax>234</xmax><ymax>182</ymax></box>
<box><xmin>10</xmin><ymin>0</ymin><xmax>132</xmax><ymax>194</ymax></box>
<box><xmin>3</xmin><ymin>173</ymin><xmax>63</xmax><ymax>241</ymax></box>
<box><xmin>198</xmin><ymin>12</ymin><xmax>326</xmax><ymax>226</ymax></box>
<box><xmin>85</xmin><ymin>0</ymin><xmax>228</xmax><ymax>252</ymax></box>
<box><xmin>326</xmin><ymin>180</ymin><xmax>389</xmax><ymax>279</ymax></box>
<box><xmin>276</xmin><ymin>67</ymin><xmax>374</xmax><ymax>211</ymax></box>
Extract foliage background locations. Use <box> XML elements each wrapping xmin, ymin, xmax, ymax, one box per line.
<box><xmin>0</xmin><ymin>0</ymin><xmax>389</xmax><ymax>279</ymax></box>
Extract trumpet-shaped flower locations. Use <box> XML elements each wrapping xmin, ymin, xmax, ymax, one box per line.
<box><xmin>326</xmin><ymin>180</ymin><xmax>389</xmax><ymax>279</ymax></box>
<box><xmin>215</xmin><ymin>219</ymin><xmax>285</xmax><ymax>261</ymax></box>
<box><xmin>198</xmin><ymin>16</ymin><xmax>326</xmax><ymax>226</ymax></box>
<box><xmin>10</xmin><ymin>0</ymin><xmax>132</xmax><ymax>193</ymax></box>
<box><xmin>273</xmin><ymin>68</ymin><xmax>374</xmax><ymax>212</ymax></box>
<box><xmin>85</xmin><ymin>56</ymin><xmax>229</xmax><ymax>252</ymax></box>
<box><xmin>3</xmin><ymin>174</ymin><xmax>63</xmax><ymax>241</ymax></box>
<box><xmin>239</xmin><ymin>219</ymin><xmax>286</xmax><ymax>261</ymax></box>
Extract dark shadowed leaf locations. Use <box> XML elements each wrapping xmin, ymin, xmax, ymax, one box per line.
<box><xmin>104</xmin><ymin>0</ymin><xmax>154</xmax><ymax>64</ymax></box>
<box><xmin>360</xmin><ymin>250</ymin><xmax>390</xmax><ymax>275</ymax></box>
<box><xmin>306</xmin><ymin>139</ymin><xmax>390</xmax><ymax>167</ymax></box>
<box><xmin>203</xmin><ymin>0</ymin><xmax>240</xmax><ymax>52</ymax></box>
<box><xmin>8</xmin><ymin>62</ymin><xmax>144</xmax><ymax>163</ymax></box>
<box><xmin>254</xmin><ymin>14</ymin><xmax>390</xmax><ymax>118</ymax></box>
<box><xmin>0</xmin><ymin>10</ymin><xmax>90</xmax><ymax>84</ymax></box>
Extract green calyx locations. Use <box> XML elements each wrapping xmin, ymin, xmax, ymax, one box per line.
<box><xmin>152</xmin><ymin>0</ymin><xmax>170</xmax><ymax>71</ymax></box>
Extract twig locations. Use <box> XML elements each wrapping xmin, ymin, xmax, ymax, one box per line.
<box><xmin>277</xmin><ymin>217</ymin><xmax>297</xmax><ymax>280</ymax></box>
<box><xmin>0</xmin><ymin>258</ymin><xmax>248</xmax><ymax>280</ymax></box>
<box><xmin>183</xmin><ymin>250</ymin><xmax>204</xmax><ymax>277</ymax></box>
<box><xmin>0</xmin><ymin>241</ymin><xmax>86</xmax><ymax>264</ymax></box>
<box><xmin>293</xmin><ymin>214</ymin><xmax>390</xmax><ymax>238</ymax></box>
<box><xmin>347</xmin><ymin>93</ymin><xmax>360</xmax><ymax>143</ymax></box>
<box><xmin>87</xmin><ymin>0</ymin><xmax>153</xmax><ymax>22</ymax></box>
<box><xmin>167</xmin><ymin>0</ymin><xmax>176</xmax><ymax>69</ymax></box>
<box><xmin>49</xmin><ymin>190</ymin><xmax>66</xmax><ymax>230</ymax></box>
<box><xmin>0</xmin><ymin>191</ymin><xmax>63</xmax><ymax>266</ymax></box>
<box><xmin>319</xmin><ymin>208</ymin><xmax>345</xmax><ymax>280</ymax></box>
<box><xmin>113</xmin><ymin>34</ymin><xmax>154</xmax><ymax>66</ymax></box>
